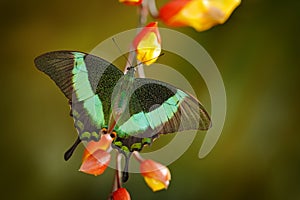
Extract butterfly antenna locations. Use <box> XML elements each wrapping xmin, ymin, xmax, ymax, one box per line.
<box><xmin>112</xmin><ymin>38</ymin><xmax>133</xmax><ymax>67</ymax></box>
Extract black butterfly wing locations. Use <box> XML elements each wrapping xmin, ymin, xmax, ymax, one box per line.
<box><xmin>114</xmin><ymin>78</ymin><xmax>211</xmax><ymax>151</ymax></box>
<box><xmin>34</xmin><ymin>51</ymin><xmax>123</xmax><ymax>141</ymax></box>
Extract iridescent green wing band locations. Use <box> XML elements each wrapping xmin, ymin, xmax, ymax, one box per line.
<box><xmin>71</xmin><ymin>52</ymin><xmax>104</xmax><ymax>129</ymax></box>
<box><xmin>114</xmin><ymin>78</ymin><xmax>211</xmax><ymax>152</ymax></box>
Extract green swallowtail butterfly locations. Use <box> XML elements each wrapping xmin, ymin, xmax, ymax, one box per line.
<box><xmin>34</xmin><ymin>51</ymin><xmax>211</xmax><ymax>181</ymax></box>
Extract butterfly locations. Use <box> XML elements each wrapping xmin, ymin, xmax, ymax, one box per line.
<box><xmin>34</xmin><ymin>51</ymin><xmax>211</xmax><ymax>181</ymax></box>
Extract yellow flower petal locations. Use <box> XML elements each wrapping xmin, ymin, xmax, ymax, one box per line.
<box><xmin>140</xmin><ymin>159</ymin><xmax>171</xmax><ymax>192</ymax></box>
<box><xmin>133</xmin><ymin>22</ymin><xmax>161</xmax><ymax>66</ymax></box>
<box><xmin>159</xmin><ymin>0</ymin><xmax>241</xmax><ymax>31</ymax></box>
<box><xmin>136</xmin><ymin>32</ymin><xmax>161</xmax><ymax>65</ymax></box>
<box><xmin>144</xmin><ymin>176</ymin><xmax>168</xmax><ymax>192</ymax></box>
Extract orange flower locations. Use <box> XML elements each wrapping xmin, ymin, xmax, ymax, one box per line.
<box><xmin>79</xmin><ymin>149</ymin><xmax>111</xmax><ymax>176</ymax></box>
<box><xmin>159</xmin><ymin>0</ymin><xmax>241</xmax><ymax>31</ymax></box>
<box><xmin>79</xmin><ymin>134</ymin><xmax>113</xmax><ymax>176</ymax></box>
<box><xmin>112</xmin><ymin>188</ymin><xmax>131</xmax><ymax>200</ymax></box>
<box><xmin>140</xmin><ymin>159</ymin><xmax>171</xmax><ymax>192</ymax></box>
<box><xmin>133</xmin><ymin>22</ymin><xmax>161</xmax><ymax>65</ymax></box>
<box><xmin>119</xmin><ymin>0</ymin><xmax>142</xmax><ymax>6</ymax></box>
<box><xmin>82</xmin><ymin>134</ymin><xmax>112</xmax><ymax>161</ymax></box>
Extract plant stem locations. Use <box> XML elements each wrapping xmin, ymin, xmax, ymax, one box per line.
<box><xmin>148</xmin><ymin>0</ymin><xmax>159</xmax><ymax>18</ymax></box>
<box><xmin>135</xmin><ymin>0</ymin><xmax>150</xmax><ymax>78</ymax></box>
<box><xmin>133</xmin><ymin>151</ymin><xmax>145</xmax><ymax>163</ymax></box>
<box><xmin>108</xmin><ymin>153</ymin><xmax>123</xmax><ymax>200</ymax></box>
<box><xmin>110</xmin><ymin>1</ymin><xmax>152</xmax><ymax>198</ymax></box>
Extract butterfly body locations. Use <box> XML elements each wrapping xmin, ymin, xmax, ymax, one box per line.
<box><xmin>111</xmin><ymin>67</ymin><xmax>135</xmax><ymax>121</ymax></box>
<box><xmin>35</xmin><ymin>51</ymin><xmax>211</xmax><ymax>158</ymax></box>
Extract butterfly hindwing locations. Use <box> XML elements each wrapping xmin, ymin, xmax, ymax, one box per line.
<box><xmin>114</xmin><ymin>78</ymin><xmax>211</xmax><ymax>151</ymax></box>
<box><xmin>34</xmin><ymin>51</ymin><xmax>123</xmax><ymax>141</ymax></box>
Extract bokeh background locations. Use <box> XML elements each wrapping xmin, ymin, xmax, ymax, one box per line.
<box><xmin>1</xmin><ymin>0</ymin><xmax>299</xmax><ymax>199</ymax></box>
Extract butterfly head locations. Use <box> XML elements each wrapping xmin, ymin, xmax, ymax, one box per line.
<box><xmin>100</xmin><ymin>127</ymin><xmax>152</xmax><ymax>155</ymax></box>
<box><xmin>101</xmin><ymin>127</ymin><xmax>117</xmax><ymax>140</ymax></box>
<box><xmin>126</xmin><ymin>66</ymin><xmax>135</xmax><ymax>71</ymax></box>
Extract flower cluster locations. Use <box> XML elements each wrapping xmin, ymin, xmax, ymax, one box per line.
<box><xmin>78</xmin><ymin>0</ymin><xmax>241</xmax><ymax>199</ymax></box>
<box><xmin>81</xmin><ymin>135</ymin><xmax>171</xmax><ymax>200</ymax></box>
<box><xmin>121</xmin><ymin>0</ymin><xmax>241</xmax><ymax>64</ymax></box>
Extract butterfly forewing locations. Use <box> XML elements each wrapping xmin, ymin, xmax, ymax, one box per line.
<box><xmin>34</xmin><ymin>51</ymin><xmax>123</xmax><ymax>141</ymax></box>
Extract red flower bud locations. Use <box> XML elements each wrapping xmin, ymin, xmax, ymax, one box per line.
<box><xmin>112</xmin><ymin>188</ymin><xmax>131</xmax><ymax>200</ymax></box>
<box><xmin>119</xmin><ymin>0</ymin><xmax>142</xmax><ymax>6</ymax></box>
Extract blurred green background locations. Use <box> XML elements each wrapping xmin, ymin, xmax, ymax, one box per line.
<box><xmin>1</xmin><ymin>0</ymin><xmax>299</xmax><ymax>199</ymax></box>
